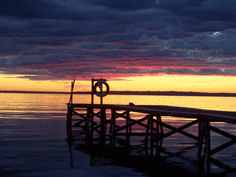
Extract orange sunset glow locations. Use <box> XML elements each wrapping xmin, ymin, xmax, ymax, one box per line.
<box><xmin>1</xmin><ymin>0</ymin><xmax>236</xmax><ymax>94</ymax></box>
<box><xmin>1</xmin><ymin>73</ymin><xmax>236</xmax><ymax>93</ymax></box>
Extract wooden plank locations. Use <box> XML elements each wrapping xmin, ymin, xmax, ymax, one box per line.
<box><xmin>70</xmin><ymin>104</ymin><xmax>236</xmax><ymax>124</ymax></box>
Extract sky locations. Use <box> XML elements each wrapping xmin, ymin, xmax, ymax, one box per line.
<box><xmin>1</xmin><ymin>0</ymin><xmax>236</xmax><ymax>92</ymax></box>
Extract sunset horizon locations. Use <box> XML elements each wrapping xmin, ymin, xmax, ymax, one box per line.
<box><xmin>0</xmin><ymin>74</ymin><xmax>236</xmax><ymax>94</ymax></box>
<box><xmin>1</xmin><ymin>1</ymin><xmax>236</xmax><ymax>93</ymax></box>
<box><xmin>1</xmin><ymin>1</ymin><xmax>236</xmax><ymax>176</ymax></box>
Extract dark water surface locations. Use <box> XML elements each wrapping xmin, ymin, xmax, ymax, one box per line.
<box><xmin>0</xmin><ymin>93</ymin><xmax>236</xmax><ymax>176</ymax></box>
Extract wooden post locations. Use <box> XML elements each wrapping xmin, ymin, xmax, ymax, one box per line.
<box><xmin>156</xmin><ymin>115</ymin><xmax>163</xmax><ymax>155</ymax></box>
<box><xmin>150</xmin><ymin>114</ymin><xmax>154</xmax><ymax>156</ymax></box>
<box><xmin>145</xmin><ymin>115</ymin><xmax>150</xmax><ymax>156</ymax></box>
<box><xmin>100</xmin><ymin>79</ymin><xmax>103</xmax><ymax>105</ymax></box>
<box><xmin>110</xmin><ymin>109</ymin><xmax>116</xmax><ymax>147</ymax></box>
<box><xmin>90</xmin><ymin>108</ymin><xmax>94</xmax><ymax>144</ymax></box>
<box><xmin>100</xmin><ymin>108</ymin><xmax>106</xmax><ymax>144</ymax></box>
<box><xmin>126</xmin><ymin>110</ymin><xmax>131</xmax><ymax>147</ymax></box>
<box><xmin>67</xmin><ymin>79</ymin><xmax>75</xmax><ymax>143</ymax></box>
<box><xmin>205</xmin><ymin>121</ymin><xmax>211</xmax><ymax>174</ymax></box>
<box><xmin>69</xmin><ymin>79</ymin><xmax>75</xmax><ymax>105</ymax></box>
<box><xmin>91</xmin><ymin>78</ymin><xmax>94</xmax><ymax>104</ymax></box>
<box><xmin>86</xmin><ymin>108</ymin><xmax>92</xmax><ymax>144</ymax></box>
<box><xmin>198</xmin><ymin>118</ymin><xmax>211</xmax><ymax>174</ymax></box>
<box><xmin>66</xmin><ymin>104</ymin><xmax>73</xmax><ymax>143</ymax></box>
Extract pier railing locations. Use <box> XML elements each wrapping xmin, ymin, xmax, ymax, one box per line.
<box><xmin>67</xmin><ymin>103</ymin><xmax>236</xmax><ymax>172</ymax></box>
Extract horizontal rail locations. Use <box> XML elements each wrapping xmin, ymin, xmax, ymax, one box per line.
<box><xmin>68</xmin><ymin>103</ymin><xmax>236</xmax><ymax>124</ymax></box>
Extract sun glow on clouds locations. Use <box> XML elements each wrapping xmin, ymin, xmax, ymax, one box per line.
<box><xmin>1</xmin><ymin>0</ymin><xmax>236</xmax><ymax>93</ymax></box>
<box><xmin>0</xmin><ymin>74</ymin><xmax>70</xmax><ymax>92</ymax></box>
<box><xmin>0</xmin><ymin>73</ymin><xmax>235</xmax><ymax>93</ymax></box>
<box><xmin>109</xmin><ymin>75</ymin><xmax>236</xmax><ymax>93</ymax></box>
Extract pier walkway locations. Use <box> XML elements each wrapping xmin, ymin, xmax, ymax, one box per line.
<box><xmin>67</xmin><ymin>103</ymin><xmax>236</xmax><ymax>173</ymax></box>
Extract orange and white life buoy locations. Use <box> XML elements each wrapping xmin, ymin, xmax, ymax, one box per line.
<box><xmin>93</xmin><ymin>80</ymin><xmax>110</xmax><ymax>97</ymax></box>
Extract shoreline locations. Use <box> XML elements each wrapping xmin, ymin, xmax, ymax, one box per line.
<box><xmin>0</xmin><ymin>90</ymin><xmax>236</xmax><ymax>97</ymax></box>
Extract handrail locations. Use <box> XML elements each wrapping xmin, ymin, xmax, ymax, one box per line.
<box><xmin>68</xmin><ymin>103</ymin><xmax>236</xmax><ymax>124</ymax></box>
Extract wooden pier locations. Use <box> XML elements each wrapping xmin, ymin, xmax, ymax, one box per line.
<box><xmin>66</xmin><ymin>79</ymin><xmax>236</xmax><ymax>173</ymax></box>
<box><xmin>67</xmin><ymin>103</ymin><xmax>236</xmax><ymax>172</ymax></box>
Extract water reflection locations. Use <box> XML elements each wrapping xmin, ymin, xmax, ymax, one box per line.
<box><xmin>1</xmin><ymin>93</ymin><xmax>236</xmax><ymax>175</ymax></box>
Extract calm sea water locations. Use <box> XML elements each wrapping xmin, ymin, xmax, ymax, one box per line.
<box><xmin>0</xmin><ymin>93</ymin><xmax>236</xmax><ymax>176</ymax></box>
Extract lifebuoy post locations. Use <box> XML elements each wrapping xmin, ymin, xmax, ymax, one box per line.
<box><xmin>91</xmin><ymin>78</ymin><xmax>109</xmax><ymax>104</ymax></box>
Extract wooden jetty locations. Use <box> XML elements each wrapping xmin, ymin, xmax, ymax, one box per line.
<box><xmin>66</xmin><ymin>79</ymin><xmax>236</xmax><ymax>173</ymax></box>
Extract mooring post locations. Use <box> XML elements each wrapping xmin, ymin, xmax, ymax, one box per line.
<box><xmin>205</xmin><ymin>120</ymin><xmax>211</xmax><ymax>174</ymax></box>
<box><xmin>86</xmin><ymin>108</ymin><xmax>93</xmax><ymax>145</ymax></box>
<box><xmin>90</xmin><ymin>108</ymin><xmax>94</xmax><ymax>144</ymax></box>
<box><xmin>198</xmin><ymin>118</ymin><xmax>211</xmax><ymax>174</ymax></box>
<box><xmin>150</xmin><ymin>114</ymin><xmax>154</xmax><ymax>156</ymax></box>
<box><xmin>100</xmin><ymin>108</ymin><xmax>106</xmax><ymax>144</ymax></box>
<box><xmin>110</xmin><ymin>109</ymin><xmax>116</xmax><ymax>147</ymax></box>
<box><xmin>91</xmin><ymin>78</ymin><xmax>94</xmax><ymax>104</ymax></box>
<box><xmin>145</xmin><ymin>115</ymin><xmax>150</xmax><ymax>156</ymax></box>
<box><xmin>67</xmin><ymin>79</ymin><xmax>75</xmax><ymax>143</ymax></box>
<box><xmin>66</xmin><ymin>104</ymin><xmax>73</xmax><ymax>143</ymax></box>
<box><xmin>126</xmin><ymin>110</ymin><xmax>131</xmax><ymax>147</ymax></box>
<box><xmin>156</xmin><ymin>115</ymin><xmax>163</xmax><ymax>155</ymax></box>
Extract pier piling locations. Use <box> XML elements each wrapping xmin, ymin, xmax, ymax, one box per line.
<box><xmin>66</xmin><ymin>79</ymin><xmax>236</xmax><ymax>173</ymax></box>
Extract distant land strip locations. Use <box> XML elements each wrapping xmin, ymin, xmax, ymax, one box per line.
<box><xmin>1</xmin><ymin>90</ymin><xmax>236</xmax><ymax>97</ymax></box>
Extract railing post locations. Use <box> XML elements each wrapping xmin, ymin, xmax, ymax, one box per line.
<box><xmin>110</xmin><ymin>109</ymin><xmax>116</xmax><ymax>147</ymax></box>
<box><xmin>126</xmin><ymin>110</ymin><xmax>131</xmax><ymax>147</ymax></box>
<box><xmin>85</xmin><ymin>108</ymin><xmax>92</xmax><ymax>145</ymax></box>
<box><xmin>145</xmin><ymin>115</ymin><xmax>150</xmax><ymax>156</ymax></box>
<box><xmin>100</xmin><ymin>108</ymin><xmax>106</xmax><ymax>144</ymax></box>
<box><xmin>156</xmin><ymin>115</ymin><xmax>163</xmax><ymax>155</ymax></box>
<box><xmin>198</xmin><ymin>118</ymin><xmax>211</xmax><ymax>174</ymax></box>
<box><xmin>66</xmin><ymin>104</ymin><xmax>73</xmax><ymax>143</ymax></box>
<box><xmin>150</xmin><ymin>114</ymin><xmax>154</xmax><ymax>156</ymax></box>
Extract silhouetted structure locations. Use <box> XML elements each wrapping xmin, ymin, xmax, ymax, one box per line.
<box><xmin>67</xmin><ymin>79</ymin><xmax>236</xmax><ymax>174</ymax></box>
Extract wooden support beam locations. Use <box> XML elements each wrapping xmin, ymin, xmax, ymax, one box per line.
<box><xmin>110</xmin><ymin>109</ymin><xmax>116</xmax><ymax>147</ymax></box>
<box><xmin>73</xmin><ymin>111</ymin><xmax>87</xmax><ymax>119</ymax></box>
<box><xmin>161</xmin><ymin>120</ymin><xmax>199</xmax><ymax>140</ymax></box>
<box><xmin>112</xmin><ymin>115</ymin><xmax>148</xmax><ymax>133</ymax></box>
<box><xmin>100</xmin><ymin>108</ymin><xmax>106</xmax><ymax>144</ymax></box>
<box><xmin>114</xmin><ymin>111</ymin><xmax>127</xmax><ymax>119</ymax></box>
<box><xmin>150</xmin><ymin>114</ymin><xmax>154</xmax><ymax>156</ymax></box>
<box><xmin>66</xmin><ymin>105</ymin><xmax>73</xmax><ymax>142</ymax></box>
<box><xmin>126</xmin><ymin>110</ymin><xmax>131</xmax><ymax>147</ymax></box>
<box><xmin>145</xmin><ymin>115</ymin><xmax>150</xmax><ymax>154</ymax></box>
<box><xmin>198</xmin><ymin>119</ymin><xmax>211</xmax><ymax>174</ymax></box>
<box><xmin>210</xmin><ymin>139</ymin><xmax>236</xmax><ymax>156</ymax></box>
<box><xmin>85</xmin><ymin>108</ymin><xmax>93</xmax><ymax>144</ymax></box>
<box><xmin>210</xmin><ymin>125</ymin><xmax>236</xmax><ymax>139</ymax></box>
<box><xmin>129</xmin><ymin>116</ymin><xmax>148</xmax><ymax>128</ymax></box>
<box><xmin>156</xmin><ymin>115</ymin><xmax>163</xmax><ymax>153</ymax></box>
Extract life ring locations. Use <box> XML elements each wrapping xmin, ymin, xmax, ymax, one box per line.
<box><xmin>93</xmin><ymin>80</ymin><xmax>110</xmax><ymax>97</ymax></box>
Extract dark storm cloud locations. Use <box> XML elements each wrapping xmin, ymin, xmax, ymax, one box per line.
<box><xmin>156</xmin><ymin>0</ymin><xmax>236</xmax><ymax>22</ymax></box>
<box><xmin>0</xmin><ymin>0</ymin><xmax>90</xmax><ymax>21</ymax></box>
<box><xmin>0</xmin><ymin>0</ymin><xmax>236</xmax><ymax>80</ymax></box>
<box><xmin>81</xmin><ymin>0</ymin><xmax>156</xmax><ymax>11</ymax></box>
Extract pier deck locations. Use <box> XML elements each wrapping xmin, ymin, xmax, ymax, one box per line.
<box><xmin>67</xmin><ymin>103</ymin><xmax>236</xmax><ymax>173</ymax></box>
